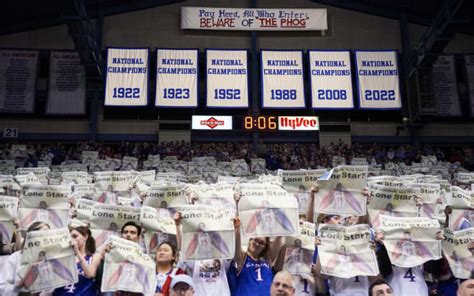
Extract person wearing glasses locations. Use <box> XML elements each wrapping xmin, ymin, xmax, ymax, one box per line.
<box><xmin>270</xmin><ymin>271</ymin><xmax>296</xmax><ymax>296</ymax></box>
<box><xmin>232</xmin><ymin>217</ymin><xmax>284</xmax><ymax>296</ymax></box>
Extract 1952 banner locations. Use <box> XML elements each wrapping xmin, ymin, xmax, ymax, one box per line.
<box><xmin>315</xmin><ymin>166</ymin><xmax>368</xmax><ymax>216</ymax></box>
<box><xmin>180</xmin><ymin>205</ymin><xmax>235</xmax><ymax>260</ymax></box>
<box><xmin>0</xmin><ymin>49</ymin><xmax>39</xmax><ymax>113</ymax></box>
<box><xmin>261</xmin><ymin>50</ymin><xmax>305</xmax><ymax>108</ymax></box>
<box><xmin>239</xmin><ymin>184</ymin><xmax>299</xmax><ymax>238</ymax></box>
<box><xmin>442</xmin><ymin>228</ymin><xmax>474</xmax><ymax>279</ymax></box>
<box><xmin>18</xmin><ymin>228</ymin><xmax>77</xmax><ymax>293</ymax></box>
<box><xmin>318</xmin><ymin>224</ymin><xmax>378</xmax><ymax>278</ymax></box>
<box><xmin>355</xmin><ymin>51</ymin><xmax>401</xmax><ymax>109</ymax></box>
<box><xmin>105</xmin><ymin>48</ymin><xmax>148</xmax><ymax>106</ymax></box>
<box><xmin>155</xmin><ymin>49</ymin><xmax>198</xmax><ymax>107</ymax></box>
<box><xmin>380</xmin><ymin>215</ymin><xmax>442</xmax><ymax>268</ymax></box>
<box><xmin>0</xmin><ymin>195</ymin><xmax>18</xmax><ymax>244</ymax></box>
<box><xmin>309</xmin><ymin>50</ymin><xmax>354</xmax><ymax>109</ymax></box>
<box><xmin>206</xmin><ymin>49</ymin><xmax>248</xmax><ymax>108</ymax></box>
<box><xmin>101</xmin><ymin>236</ymin><xmax>157</xmax><ymax>295</ymax></box>
<box><xmin>46</xmin><ymin>51</ymin><xmax>86</xmax><ymax>115</ymax></box>
<box><xmin>181</xmin><ymin>7</ymin><xmax>327</xmax><ymax>31</ymax></box>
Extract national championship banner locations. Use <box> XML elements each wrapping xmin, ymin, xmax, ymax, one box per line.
<box><xmin>19</xmin><ymin>185</ymin><xmax>70</xmax><ymax>230</ymax></box>
<box><xmin>46</xmin><ymin>51</ymin><xmax>86</xmax><ymax>115</ymax></box>
<box><xmin>309</xmin><ymin>50</ymin><xmax>354</xmax><ymax>109</ymax></box>
<box><xmin>465</xmin><ymin>55</ymin><xmax>474</xmax><ymax>117</ymax></box>
<box><xmin>180</xmin><ymin>205</ymin><xmax>235</xmax><ymax>260</ymax></box>
<box><xmin>181</xmin><ymin>7</ymin><xmax>328</xmax><ymax>31</ymax></box>
<box><xmin>140</xmin><ymin>206</ymin><xmax>177</xmax><ymax>254</ymax></box>
<box><xmin>0</xmin><ymin>195</ymin><xmax>18</xmax><ymax>244</ymax></box>
<box><xmin>0</xmin><ymin>49</ymin><xmax>39</xmax><ymax>113</ymax></box>
<box><xmin>283</xmin><ymin>221</ymin><xmax>316</xmax><ymax>275</ymax></box>
<box><xmin>101</xmin><ymin>236</ymin><xmax>157</xmax><ymax>295</ymax></box>
<box><xmin>155</xmin><ymin>49</ymin><xmax>198</xmax><ymax>107</ymax></box>
<box><xmin>261</xmin><ymin>50</ymin><xmax>305</xmax><ymax>108</ymax></box>
<box><xmin>105</xmin><ymin>48</ymin><xmax>148</xmax><ymax>106</ymax></box>
<box><xmin>315</xmin><ymin>166</ymin><xmax>368</xmax><ymax>216</ymax></box>
<box><xmin>442</xmin><ymin>228</ymin><xmax>474</xmax><ymax>279</ymax></box>
<box><xmin>18</xmin><ymin>228</ymin><xmax>77</xmax><ymax>293</ymax></box>
<box><xmin>206</xmin><ymin>49</ymin><xmax>248</xmax><ymax>108</ymax></box>
<box><xmin>380</xmin><ymin>215</ymin><xmax>442</xmax><ymax>268</ymax></box>
<box><xmin>367</xmin><ymin>184</ymin><xmax>418</xmax><ymax>230</ymax></box>
<box><xmin>432</xmin><ymin>55</ymin><xmax>461</xmax><ymax>117</ymax></box>
<box><xmin>318</xmin><ymin>224</ymin><xmax>378</xmax><ymax>278</ymax></box>
<box><xmin>355</xmin><ymin>51</ymin><xmax>402</xmax><ymax>109</ymax></box>
<box><xmin>239</xmin><ymin>185</ymin><xmax>299</xmax><ymax>238</ymax></box>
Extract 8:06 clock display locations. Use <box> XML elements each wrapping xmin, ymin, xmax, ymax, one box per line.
<box><xmin>243</xmin><ymin>116</ymin><xmax>277</xmax><ymax>131</ymax></box>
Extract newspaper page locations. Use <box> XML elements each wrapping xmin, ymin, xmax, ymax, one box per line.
<box><xmin>315</xmin><ymin>166</ymin><xmax>368</xmax><ymax>216</ymax></box>
<box><xmin>442</xmin><ymin>228</ymin><xmax>474</xmax><ymax>279</ymax></box>
<box><xmin>407</xmin><ymin>182</ymin><xmax>443</xmax><ymax>219</ymax></box>
<box><xmin>450</xmin><ymin>186</ymin><xmax>473</xmax><ymax>209</ymax></box>
<box><xmin>18</xmin><ymin>228</ymin><xmax>77</xmax><ymax>293</ymax></box>
<box><xmin>101</xmin><ymin>236</ymin><xmax>157</xmax><ymax>295</ymax></box>
<box><xmin>19</xmin><ymin>185</ymin><xmax>70</xmax><ymax>230</ymax></box>
<box><xmin>0</xmin><ymin>195</ymin><xmax>18</xmax><ymax>244</ymax></box>
<box><xmin>143</xmin><ymin>183</ymin><xmax>187</xmax><ymax>208</ymax></box>
<box><xmin>250</xmin><ymin>158</ymin><xmax>266</xmax><ymax>174</ymax></box>
<box><xmin>93</xmin><ymin>171</ymin><xmax>137</xmax><ymax>192</ymax></box>
<box><xmin>75</xmin><ymin>198</ymin><xmax>95</xmax><ymax>220</ymax></box>
<box><xmin>140</xmin><ymin>206</ymin><xmax>177</xmax><ymax>254</ymax></box>
<box><xmin>89</xmin><ymin>203</ymin><xmax>141</xmax><ymax>249</ymax></box>
<box><xmin>283</xmin><ymin>221</ymin><xmax>316</xmax><ymax>275</ymax></box>
<box><xmin>380</xmin><ymin>215</ymin><xmax>442</xmax><ymax>267</ymax></box>
<box><xmin>449</xmin><ymin>209</ymin><xmax>473</xmax><ymax>231</ymax></box>
<box><xmin>318</xmin><ymin>224</ymin><xmax>378</xmax><ymax>278</ymax></box>
<box><xmin>180</xmin><ymin>205</ymin><xmax>235</xmax><ymax>260</ymax></box>
<box><xmin>367</xmin><ymin>184</ymin><xmax>418</xmax><ymax>230</ymax></box>
<box><xmin>239</xmin><ymin>184</ymin><xmax>299</xmax><ymax>238</ymax></box>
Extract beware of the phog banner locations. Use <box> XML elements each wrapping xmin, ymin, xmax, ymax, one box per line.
<box><xmin>206</xmin><ymin>49</ymin><xmax>248</xmax><ymax>108</ymax></box>
<box><xmin>105</xmin><ymin>48</ymin><xmax>149</xmax><ymax>106</ymax></box>
<box><xmin>261</xmin><ymin>50</ymin><xmax>305</xmax><ymax>108</ymax></box>
<box><xmin>155</xmin><ymin>49</ymin><xmax>198</xmax><ymax>107</ymax></box>
<box><xmin>309</xmin><ymin>50</ymin><xmax>354</xmax><ymax>109</ymax></box>
<box><xmin>355</xmin><ymin>51</ymin><xmax>401</xmax><ymax>109</ymax></box>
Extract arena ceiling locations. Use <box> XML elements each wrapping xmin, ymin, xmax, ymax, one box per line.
<box><xmin>1</xmin><ymin>0</ymin><xmax>472</xmax><ymax>36</ymax></box>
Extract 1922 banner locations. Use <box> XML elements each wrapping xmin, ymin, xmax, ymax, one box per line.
<box><xmin>206</xmin><ymin>49</ymin><xmax>248</xmax><ymax>108</ymax></box>
<box><xmin>261</xmin><ymin>50</ymin><xmax>305</xmax><ymax>108</ymax></box>
<box><xmin>18</xmin><ymin>228</ymin><xmax>77</xmax><ymax>293</ymax></box>
<box><xmin>380</xmin><ymin>215</ymin><xmax>442</xmax><ymax>267</ymax></box>
<box><xmin>309</xmin><ymin>50</ymin><xmax>354</xmax><ymax>109</ymax></box>
<box><xmin>318</xmin><ymin>224</ymin><xmax>378</xmax><ymax>278</ymax></box>
<box><xmin>355</xmin><ymin>51</ymin><xmax>401</xmax><ymax>109</ymax></box>
<box><xmin>442</xmin><ymin>228</ymin><xmax>474</xmax><ymax>279</ymax></box>
<box><xmin>105</xmin><ymin>48</ymin><xmax>148</xmax><ymax>106</ymax></box>
<box><xmin>46</xmin><ymin>51</ymin><xmax>86</xmax><ymax>115</ymax></box>
<box><xmin>0</xmin><ymin>49</ymin><xmax>39</xmax><ymax>113</ymax></box>
<box><xmin>155</xmin><ymin>49</ymin><xmax>198</xmax><ymax>107</ymax></box>
<box><xmin>180</xmin><ymin>205</ymin><xmax>235</xmax><ymax>260</ymax></box>
<box><xmin>101</xmin><ymin>236</ymin><xmax>157</xmax><ymax>295</ymax></box>
<box><xmin>315</xmin><ymin>166</ymin><xmax>368</xmax><ymax>216</ymax></box>
<box><xmin>181</xmin><ymin>7</ymin><xmax>327</xmax><ymax>31</ymax></box>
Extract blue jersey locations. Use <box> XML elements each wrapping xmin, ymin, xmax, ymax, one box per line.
<box><xmin>53</xmin><ymin>255</ymin><xmax>97</xmax><ymax>296</ymax></box>
<box><xmin>235</xmin><ymin>255</ymin><xmax>273</xmax><ymax>296</ymax></box>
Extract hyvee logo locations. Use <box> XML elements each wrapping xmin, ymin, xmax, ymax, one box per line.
<box><xmin>200</xmin><ymin>117</ymin><xmax>224</xmax><ymax>129</ymax></box>
<box><xmin>278</xmin><ymin>116</ymin><xmax>319</xmax><ymax>130</ymax></box>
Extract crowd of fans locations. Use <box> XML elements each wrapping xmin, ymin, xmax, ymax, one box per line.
<box><xmin>0</xmin><ymin>140</ymin><xmax>473</xmax><ymax>296</ymax></box>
